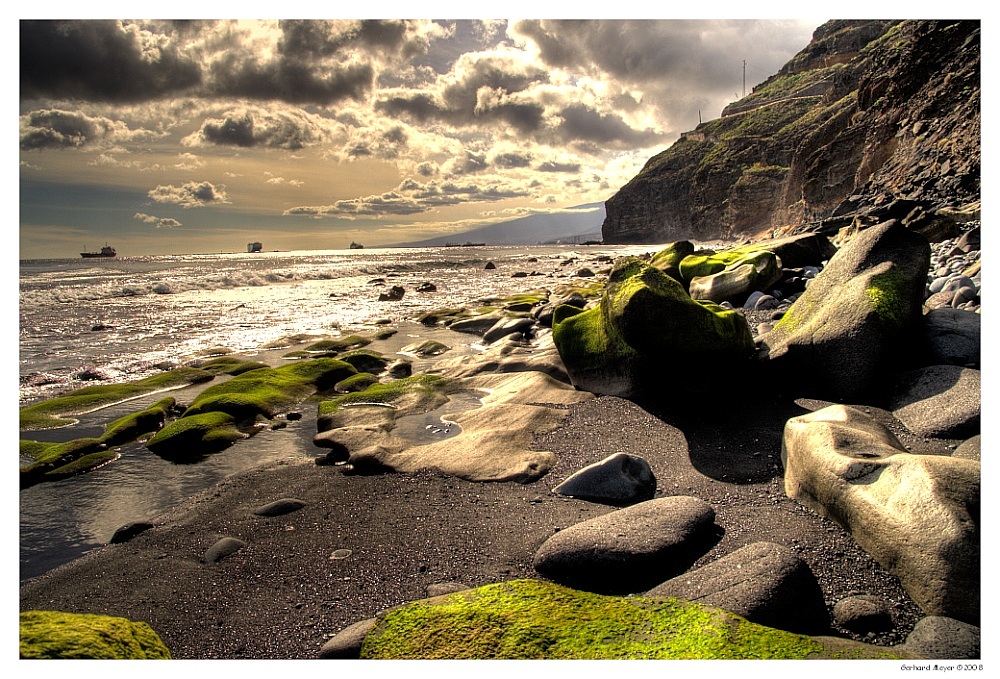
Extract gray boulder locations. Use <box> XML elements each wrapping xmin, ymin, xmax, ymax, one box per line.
<box><xmin>204</xmin><ymin>536</ymin><xmax>247</xmax><ymax>564</ymax></box>
<box><xmin>318</xmin><ymin>618</ymin><xmax>377</xmax><ymax>659</ymax></box>
<box><xmin>553</xmin><ymin>452</ymin><xmax>655</xmax><ymax>505</ymax></box>
<box><xmin>532</xmin><ymin>496</ymin><xmax>717</xmax><ymax>594</ymax></box>
<box><xmin>890</xmin><ymin>365</ymin><xmax>980</xmax><ymax>439</ymax></box>
<box><xmin>759</xmin><ymin>220</ymin><xmax>930</xmax><ymax>401</ymax></box>
<box><xmin>448</xmin><ymin>313</ymin><xmax>504</xmax><ymax>336</ymax></box>
<box><xmin>252</xmin><ymin>498</ymin><xmax>307</xmax><ymax>517</ymax></box>
<box><xmin>954</xmin><ymin>435</ymin><xmax>980</xmax><ymax>461</ymax></box>
<box><xmin>482</xmin><ymin>317</ymin><xmax>536</xmax><ymax>344</ymax></box>
<box><xmin>923</xmin><ymin>308</ymin><xmax>980</xmax><ymax>368</ymax></box>
<box><xmin>782</xmin><ymin>404</ymin><xmax>980</xmax><ymax>624</ymax></box>
<box><xmin>833</xmin><ymin>595</ymin><xmax>894</xmax><ymax>634</ymax></box>
<box><xmin>898</xmin><ymin>616</ymin><xmax>981</xmax><ymax>660</ymax></box>
<box><xmin>646</xmin><ymin>541</ymin><xmax>830</xmax><ymax>635</ymax></box>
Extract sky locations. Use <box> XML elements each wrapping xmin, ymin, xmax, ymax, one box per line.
<box><xmin>18</xmin><ymin>13</ymin><xmax>823</xmax><ymax>258</ymax></box>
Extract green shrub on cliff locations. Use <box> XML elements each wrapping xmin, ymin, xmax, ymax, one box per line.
<box><xmin>360</xmin><ymin>579</ymin><xmax>908</xmax><ymax>660</ymax></box>
<box><xmin>20</xmin><ymin>610</ymin><xmax>171</xmax><ymax>659</ymax></box>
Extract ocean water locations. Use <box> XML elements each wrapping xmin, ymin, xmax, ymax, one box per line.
<box><xmin>19</xmin><ymin>244</ymin><xmax>654</xmax><ymax>581</ymax></box>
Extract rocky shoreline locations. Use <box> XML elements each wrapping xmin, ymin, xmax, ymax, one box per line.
<box><xmin>19</xmin><ymin>223</ymin><xmax>981</xmax><ymax>660</ymax></box>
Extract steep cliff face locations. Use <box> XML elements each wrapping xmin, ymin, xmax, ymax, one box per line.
<box><xmin>602</xmin><ymin>20</ymin><xmax>980</xmax><ymax>244</ymax></box>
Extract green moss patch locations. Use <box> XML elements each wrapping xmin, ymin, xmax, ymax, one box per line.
<box><xmin>303</xmin><ymin>335</ymin><xmax>372</xmax><ymax>354</ymax></box>
<box><xmin>361</xmin><ymin>579</ymin><xmax>906</xmax><ymax>660</ymax></box>
<box><xmin>318</xmin><ymin>374</ymin><xmax>448</xmax><ymax>416</ymax></box>
<box><xmin>101</xmin><ymin>397</ymin><xmax>176</xmax><ymax>445</ymax></box>
<box><xmin>20</xmin><ymin>610</ymin><xmax>171</xmax><ymax>659</ymax></box>
<box><xmin>678</xmin><ymin>244</ymin><xmax>779</xmax><ymax>282</ymax></box>
<box><xmin>338</xmin><ymin>349</ymin><xmax>389</xmax><ymax>374</ymax></box>
<box><xmin>196</xmin><ymin>356</ymin><xmax>269</xmax><ymax>376</ymax></box>
<box><xmin>183</xmin><ymin>358</ymin><xmax>357</xmax><ymax>421</ymax></box>
<box><xmin>19</xmin><ymin>367</ymin><xmax>214</xmax><ymax>431</ymax></box>
<box><xmin>145</xmin><ymin>411</ymin><xmax>245</xmax><ymax>461</ymax></box>
<box><xmin>335</xmin><ymin>372</ymin><xmax>381</xmax><ymax>393</ymax></box>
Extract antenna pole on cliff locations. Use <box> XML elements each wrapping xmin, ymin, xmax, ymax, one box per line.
<box><xmin>742</xmin><ymin>60</ymin><xmax>746</xmax><ymax>98</ymax></box>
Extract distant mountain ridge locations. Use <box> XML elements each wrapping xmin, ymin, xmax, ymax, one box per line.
<box><xmin>602</xmin><ymin>20</ymin><xmax>981</xmax><ymax>244</ymax></box>
<box><xmin>393</xmin><ymin>202</ymin><xmax>605</xmax><ymax>247</ymax></box>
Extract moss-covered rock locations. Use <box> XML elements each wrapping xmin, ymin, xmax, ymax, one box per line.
<box><xmin>337</xmin><ymin>349</ymin><xmax>389</xmax><ymax>374</ymax></box>
<box><xmin>145</xmin><ymin>411</ymin><xmax>245</xmax><ymax>461</ymax></box>
<box><xmin>183</xmin><ymin>358</ymin><xmax>356</xmax><ymax>421</ymax></box>
<box><xmin>318</xmin><ymin>374</ymin><xmax>449</xmax><ymax>419</ymax></box>
<box><xmin>20</xmin><ymin>438</ymin><xmax>111</xmax><ymax>487</ymax></box>
<box><xmin>20</xmin><ymin>610</ymin><xmax>171</xmax><ymax>659</ymax></box>
<box><xmin>648</xmin><ymin>240</ymin><xmax>695</xmax><ymax>282</ymax></box>
<box><xmin>19</xmin><ymin>367</ymin><xmax>213</xmax><ymax>431</ymax></box>
<box><xmin>359</xmin><ymin>579</ymin><xmax>912</xmax><ymax>659</ymax></box>
<box><xmin>553</xmin><ymin>257</ymin><xmax>754</xmax><ymax>398</ymax></box>
<box><xmin>687</xmin><ymin>249</ymin><xmax>783</xmax><ymax>305</ymax></box>
<box><xmin>335</xmin><ymin>372</ymin><xmax>381</xmax><ymax>393</ymax></box>
<box><xmin>303</xmin><ymin>335</ymin><xmax>373</xmax><ymax>354</ymax></box>
<box><xmin>101</xmin><ymin>397</ymin><xmax>176</xmax><ymax>445</ymax></box>
<box><xmin>196</xmin><ymin>356</ymin><xmax>269</xmax><ymax>375</ymax></box>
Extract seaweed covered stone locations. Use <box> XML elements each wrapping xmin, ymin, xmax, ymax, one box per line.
<box><xmin>355</xmin><ymin>579</ymin><xmax>914</xmax><ymax>659</ymax></box>
<box><xmin>146</xmin><ymin>411</ymin><xmax>246</xmax><ymax>461</ymax></box>
<box><xmin>552</xmin><ymin>256</ymin><xmax>754</xmax><ymax>398</ymax></box>
<box><xmin>184</xmin><ymin>358</ymin><xmax>357</xmax><ymax>421</ymax></box>
<box><xmin>20</xmin><ymin>610</ymin><xmax>171</xmax><ymax>659</ymax></box>
<box><xmin>687</xmin><ymin>249</ymin><xmax>783</xmax><ymax>305</ymax></box>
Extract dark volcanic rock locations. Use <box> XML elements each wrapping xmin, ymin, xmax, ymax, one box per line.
<box><xmin>899</xmin><ymin>616</ymin><xmax>981</xmax><ymax>660</ymax></box>
<box><xmin>532</xmin><ymin>496</ymin><xmax>718</xmax><ymax>594</ymax></box>
<box><xmin>552</xmin><ymin>452</ymin><xmax>656</xmax><ymax>505</ymax></box>
<box><xmin>108</xmin><ymin>522</ymin><xmax>155</xmax><ymax>545</ymax></box>
<box><xmin>646</xmin><ymin>541</ymin><xmax>830</xmax><ymax>635</ymax></box>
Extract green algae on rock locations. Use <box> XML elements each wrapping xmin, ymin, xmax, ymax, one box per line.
<box><xmin>335</xmin><ymin>372</ymin><xmax>381</xmax><ymax>393</ymax></box>
<box><xmin>553</xmin><ymin>256</ymin><xmax>754</xmax><ymax>398</ymax></box>
<box><xmin>196</xmin><ymin>356</ymin><xmax>269</xmax><ymax>375</ymax></box>
<box><xmin>687</xmin><ymin>250</ymin><xmax>783</xmax><ymax>305</ymax></box>
<box><xmin>145</xmin><ymin>411</ymin><xmax>245</xmax><ymax>461</ymax></box>
<box><xmin>20</xmin><ymin>397</ymin><xmax>179</xmax><ymax>487</ymax></box>
<box><xmin>20</xmin><ymin>610</ymin><xmax>171</xmax><ymax>659</ymax></box>
<box><xmin>19</xmin><ymin>366</ymin><xmax>214</xmax><ymax>431</ymax></box>
<box><xmin>359</xmin><ymin>579</ymin><xmax>911</xmax><ymax>659</ymax></box>
<box><xmin>648</xmin><ymin>240</ymin><xmax>695</xmax><ymax>282</ymax></box>
<box><xmin>183</xmin><ymin>358</ymin><xmax>357</xmax><ymax>421</ymax></box>
<box><xmin>759</xmin><ymin>220</ymin><xmax>930</xmax><ymax>401</ymax></box>
<box><xmin>100</xmin><ymin>397</ymin><xmax>177</xmax><ymax>445</ymax></box>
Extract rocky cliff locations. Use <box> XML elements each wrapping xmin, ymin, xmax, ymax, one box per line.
<box><xmin>602</xmin><ymin>20</ymin><xmax>981</xmax><ymax>245</ymax></box>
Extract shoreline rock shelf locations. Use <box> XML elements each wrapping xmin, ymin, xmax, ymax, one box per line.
<box><xmin>19</xmin><ymin>222</ymin><xmax>981</xmax><ymax>660</ymax></box>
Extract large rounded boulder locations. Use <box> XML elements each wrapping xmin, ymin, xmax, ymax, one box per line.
<box><xmin>782</xmin><ymin>404</ymin><xmax>980</xmax><ymax>625</ymax></box>
<box><xmin>758</xmin><ymin>220</ymin><xmax>930</xmax><ymax>401</ymax></box>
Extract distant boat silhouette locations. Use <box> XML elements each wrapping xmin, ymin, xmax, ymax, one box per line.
<box><xmin>81</xmin><ymin>244</ymin><xmax>116</xmax><ymax>258</ymax></box>
<box><xmin>247</xmin><ymin>242</ymin><xmax>263</xmax><ymax>253</ymax></box>
<box><xmin>350</xmin><ymin>241</ymin><xmax>364</xmax><ymax>249</ymax></box>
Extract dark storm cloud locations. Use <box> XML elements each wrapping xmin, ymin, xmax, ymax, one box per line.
<box><xmin>20</xmin><ymin>20</ymin><xmax>201</xmax><ymax>102</ymax></box>
<box><xmin>19</xmin><ymin>109</ymin><xmax>143</xmax><ymax>150</ymax></box>
<box><xmin>194</xmin><ymin>109</ymin><xmax>328</xmax><ymax>149</ymax></box>
<box><xmin>492</xmin><ymin>152</ymin><xmax>532</xmax><ymax>168</ymax></box>
<box><xmin>512</xmin><ymin>19</ymin><xmax>815</xmax><ymax>115</ymax></box>
<box><xmin>279</xmin><ymin>20</ymin><xmax>420</xmax><ymax>60</ymax></box>
<box><xmin>207</xmin><ymin>54</ymin><xmax>374</xmax><ymax>105</ymax></box>
<box><xmin>537</xmin><ymin>160</ymin><xmax>581</xmax><ymax>173</ymax></box>
<box><xmin>555</xmin><ymin>103</ymin><xmax>664</xmax><ymax>148</ymax></box>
